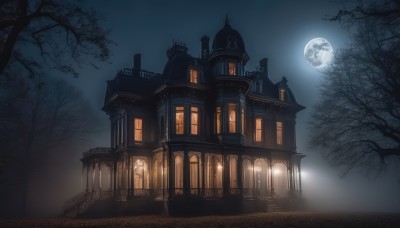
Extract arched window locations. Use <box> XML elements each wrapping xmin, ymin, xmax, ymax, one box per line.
<box><xmin>254</xmin><ymin>159</ymin><xmax>269</xmax><ymax>197</ymax></box>
<box><xmin>229</xmin><ymin>156</ymin><xmax>238</xmax><ymax>189</ymax></box>
<box><xmin>242</xmin><ymin>159</ymin><xmax>253</xmax><ymax>197</ymax></box>
<box><xmin>272</xmin><ymin>163</ymin><xmax>288</xmax><ymax>197</ymax></box>
<box><xmin>134</xmin><ymin>159</ymin><xmax>148</xmax><ymax>190</ymax></box>
<box><xmin>174</xmin><ymin>155</ymin><xmax>183</xmax><ymax>190</ymax></box>
<box><xmin>189</xmin><ymin>155</ymin><xmax>199</xmax><ymax>189</ymax></box>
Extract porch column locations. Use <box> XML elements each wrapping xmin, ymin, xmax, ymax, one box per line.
<box><xmin>99</xmin><ymin>163</ymin><xmax>102</xmax><ymax>190</ymax></box>
<box><xmin>201</xmin><ymin>152</ymin><xmax>205</xmax><ymax>196</ymax></box>
<box><xmin>86</xmin><ymin>164</ymin><xmax>89</xmax><ymax>192</ymax></box>
<box><xmin>183</xmin><ymin>149</ymin><xmax>189</xmax><ymax>196</ymax></box>
<box><xmin>92</xmin><ymin>163</ymin><xmax>96</xmax><ymax>192</ymax></box>
<box><xmin>223</xmin><ymin>154</ymin><xmax>229</xmax><ymax>196</ymax></box>
<box><xmin>237</xmin><ymin>154</ymin><xmax>242</xmax><ymax>197</ymax></box>
<box><xmin>128</xmin><ymin>156</ymin><xmax>131</xmax><ymax>197</ymax></box>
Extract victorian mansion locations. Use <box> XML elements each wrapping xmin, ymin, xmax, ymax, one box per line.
<box><xmin>65</xmin><ymin>19</ymin><xmax>305</xmax><ymax>216</ymax></box>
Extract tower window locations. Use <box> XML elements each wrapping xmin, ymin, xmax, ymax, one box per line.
<box><xmin>228</xmin><ymin>62</ymin><xmax>237</xmax><ymax>76</ymax></box>
<box><xmin>255</xmin><ymin>118</ymin><xmax>262</xmax><ymax>142</ymax></box>
<box><xmin>216</xmin><ymin>107</ymin><xmax>221</xmax><ymax>134</ymax></box>
<box><xmin>190</xmin><ymin>69</ymin><xmax>199</xmax><ymax>83</ymax></box>
<box><xmin>191</xmin><ymin>106</ymin><xmax>199</xmax><ymax>135</ymax></box>
<box><xmin>134</xmin><ymin>118</ymin><xmax>143</xmax><ymax>142</ymax></box>
<box><xmin>279</xmin><ymin>89</ymin><xmax>286</xmax><ymax>101</ymax></box>
<box><xmin>175</xmin><ymin>106</ymin><xmax>185</xmax><ymax>135</ymax></box>
<box><xmin>228</xmin><ymin>103</ymin><xmax>237</xmax><ymax>133</ymax></box>
<box><xmin>276</xmin><ymin>121</ymin><xmax>283</xmax><ymax>145</ymax></box>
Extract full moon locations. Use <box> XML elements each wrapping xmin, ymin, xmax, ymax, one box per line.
<box><xmin>304</xmin><ymin>37</ymin><xmax>334</xmax><ymax>68</ymax></box>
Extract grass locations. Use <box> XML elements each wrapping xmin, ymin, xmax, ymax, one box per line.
<box><xmin>1</xmin><ymin>212</ymin><xmax>400</xmax><ymax>227</ymax></box>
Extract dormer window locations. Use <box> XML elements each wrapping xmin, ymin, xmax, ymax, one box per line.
<box><xmin>228</xmin><ymin>62</ymin><xmax>237</xmax><ymax>76</ymax></box>
<box><xmin>279</xmin><ymin>89</ymin><xmax>286</xmax><ymax>101</ymax></box>
<box><xmin>190</xmin><ymin>69</ymin><xmax>199</xmax><ymax>83</ymax></box>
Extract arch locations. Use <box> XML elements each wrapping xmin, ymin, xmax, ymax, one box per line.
<box><xmin>229</xmin><ymin>156</ymin><xmax>238</xmax><ymax>189</ymax></box>
<box><xmin>205</xmin><ymin>153</ymin><xmax>223</xmax><ymax>197</ymax></box>
<box><xmin>134</xmin><ymin>159</ymin><xmax>149</xmax><ymax>190</ymax></box>
<box><xmin>272</xmin><ymin>162</ymin><xmax>288</xmax><ymax>197</ymax></box>
<box><xmin>254</xmin><ymin>158</ymin><xmax>269</xmax><ymax>197</ymax></box>
<box><xmin>242</xmin><ymin>159</ymin><xmax>253</xmax><ymax>197</ymax></box>
<box><xmin>174</xmin><ymin>155</ymin><xmax>183</xmax><ymax>193</ymax></box>
<box><xmin>189</xmin><ymin>155</ymin><xmax>200</xmax><ymax>191</ymax></box>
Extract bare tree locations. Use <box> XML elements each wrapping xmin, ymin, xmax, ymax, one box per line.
<box><xmin>0</xmin><ymin>71</ymin><xmax>101</xmax><ymax>217</ymax></box>
<box><xmin>309</xmin><ymin>0</ymin><xmax>400</xmax><ymax>175</ymax></box>
<box><xmin>0</xmin><ymin>0</ymin><xmax>111</xmax><ymax>77</ymax></box>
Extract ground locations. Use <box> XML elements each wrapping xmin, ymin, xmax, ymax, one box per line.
<box><xmin>1</xmin><ymin>212</ymin><xmax>399</xmax><ymax>227</ymax></box>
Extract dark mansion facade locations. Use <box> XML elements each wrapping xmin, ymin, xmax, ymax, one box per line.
<box><xmin>65</xmin><ymin>20</ymin><xmax>305</xmax><ymax>216</ymax></box>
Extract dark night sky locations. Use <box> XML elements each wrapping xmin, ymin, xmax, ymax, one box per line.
<box><xmin>51</xmin><ymin>0</ymin><xmax>400</xmax><ymax>215</ymax></box>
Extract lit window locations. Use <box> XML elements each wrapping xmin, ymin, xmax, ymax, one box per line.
<box><xmin>216</xmin><ymin>107</ymin><xmax>221</xmax><ymax>134</ymax></box>
<box><xmin>190</xmin><ymin>69</ymin><xmax>199</xmax><ymax>83</ymax></box>
<box><xmin>175</xmin><ymin>106</ymin><xmax>184</xmax><ymax>135</ymax></box>
<box><xmin>255</xmin><ymin>118</ymin><xmax>262</xmax><ymax>142</ymax></box>
<box><xmin>134</xmin><ymin>118</ymin><xmax>143</xmax><ymax>142</ymax></box>
<box><xmin>228</xmin><ymin>62</ymin><xmax>237</xmax><ymax>76</ymax></box>
<box><xmin>191</xmin><ymin>107</ymin><xmax>199</xmax><ymax>135</ymax></box>
<box><xmin>276</xmin><ymin>121</ymin><xmax>283</xmax><ymax>145</ymax></box>
<box><xmin>175</xmin><ymin>155</ymin><xmax>183</xmax><ymax>189</ymax></box>
<box><xmin>279</xmin><ymin>89</ymin><xmax>286</xmax><ymax>101</ymax></box>
<box><xmin>228</xmin><ymin>103</ymin><xmax>236</xmax><ymax>133</ymax></box>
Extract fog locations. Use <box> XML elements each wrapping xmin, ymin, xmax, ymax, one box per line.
<box><xmin>2</xmin><ymin>0</ymin><xmax>400</xmax><ymax>218</ymax></box>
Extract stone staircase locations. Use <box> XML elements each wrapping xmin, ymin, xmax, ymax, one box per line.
<box><xmin>64</xmin><ymin>190</ymin><xmax>113</xmax><ymax>217</ymax></box>
<box><xmin>266</xmin><ymin>197</ymin><xmax>283</xmax><ymax>212</ymax></box>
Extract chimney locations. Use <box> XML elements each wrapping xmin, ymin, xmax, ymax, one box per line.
<box><xmin>134</xmin><ymin>53</ymin><xmax>141</xmax><ymax>71</ymax></box>
<box><xmin>201</xmin><ymin>35</ymin><xmax>209</xmax><ymax>59</ymax></box>
<box><xmin>259</xmin><ymin>58</ymin><xmax>268</xmax><ymax>78</ymax></box>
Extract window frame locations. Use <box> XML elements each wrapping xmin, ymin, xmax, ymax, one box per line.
<box><xmin>276</xmin><ymin>121</ymin><xmax>283</xmax><ymax>145</ymax></box>
<box><xmin>134</xmin><ymin>118</ymin><xmax>143</xmax><ymax>143</ymax></box>
<box><xmin>228</xmin><ymin>62</ymin><xmax>237</xmax><ymax>76</ymax></box>
<box><xmin>255</xmin><ymin>118</ymin><xmax>263</xmax><ymax>142</ymax></box>
<box><xmin>190</xmin><ymin>106</ymin><xmax>199</xmax><ymax>135</ymax></box>
<box><xmin>189</xmin><ymin>68</ymin><xmax>199</xmax><ymax>84</ymax></box>
<box><xmin>175</xmin><ymin>106</ymin><xmax>185</xmax><ymax>135</ymax></box>
<box><xmin>228</xmin><ymin>103</ymin><xmax>237</xmax><ymax>133</ymax></box>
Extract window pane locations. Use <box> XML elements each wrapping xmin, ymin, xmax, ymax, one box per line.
<box><xmin>175</xmin><ymin>155</ymin><xmax>183</xmax><ymax>189</ymax></box>
<box><xmin>228</xmin><ymin>104</ymin><xmax>236</xmax><ymax>133</ymax></box>
<box><xmin>255</xmin><ymin>118</ymin><xmax>262</xmax><ymax>142</ymax></box>
<box><xmin>176</xmin><ymin>107</ymin><xmax>184</xmax><ymax>135</ymax></box>
<box><xmin>190</xmin><ymin>69</ymin><xmax>198</xmax><ymax>83</ymax></box>
<box><xmin>190</xmin><ymin>155</ymin><xmax>199</xmax><ymax>188</ymax></box>
<box><xmin>134</xmin><ymin>118</ymin><xmax>143</xmax><ymax>142</ymax></box>
<box><xmin>229</xmin><ymin>157</ymin><xmax>237</xmax><ymax>188</ymax></box>
<box><xmin>216</xmin><ymin>107</ymin><xmax>221</xmax><ymax>134</ymax></box>
<box><xmin>228</xmin><ymin>62</ymin><xmax>237</xmax><ymax>76</ymax></box>
<box><xmin>191</xmin><ymin>107</ymin><xmax>198</xmax><ymax>135</ymax></box>
<box><xmin>276</xmin><ymin>121</ymin><xmax>283</xmax><ymax>145</ymax></box>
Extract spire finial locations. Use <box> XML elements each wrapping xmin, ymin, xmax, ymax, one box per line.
<box><xmin>225</xmin><ymin>15</ymin><xmax>230</xmax><ymax>27</ymax></box>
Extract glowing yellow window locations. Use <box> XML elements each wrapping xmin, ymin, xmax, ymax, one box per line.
<box><xmin>276</xmin><ymin>121</ymin><xmax>283</xmax><ymax>145</ymax></box>
<box><xmin>190</xmin><ymin>69</ymin><xmax>199</xmax><ymax>83</ymax></box>
<box><xmin>228</xmin><ymin>62</ymin><xmax>237</xmax><ymax>76</ymax></box>
<box><xmin>134</xmin><ymin>118</ymin><xmax>143</xmax><ymax>142</ymax></box>
<box><xmin>216</xmin><ymin>107</ymin><xmax>221</xmax><ymax>134</ymax></box>
<box><xmin>175</xmin><ymin>106</ymin><xmax>184</xmax><ymax>135</ymax></box>
<box><xmin>255</xmin><ymin>118</ymin><xmax>262</xmax><ymax>142</ymax></box>
<box><xmin>228</xmin><ymin>104</ymin><xmax>236</xmax><ymax>133</ymax></box>
<box><xmin>191</xmin><ymin>107</ymin><xmax>199</xmax><ymax>135</ymax></box>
